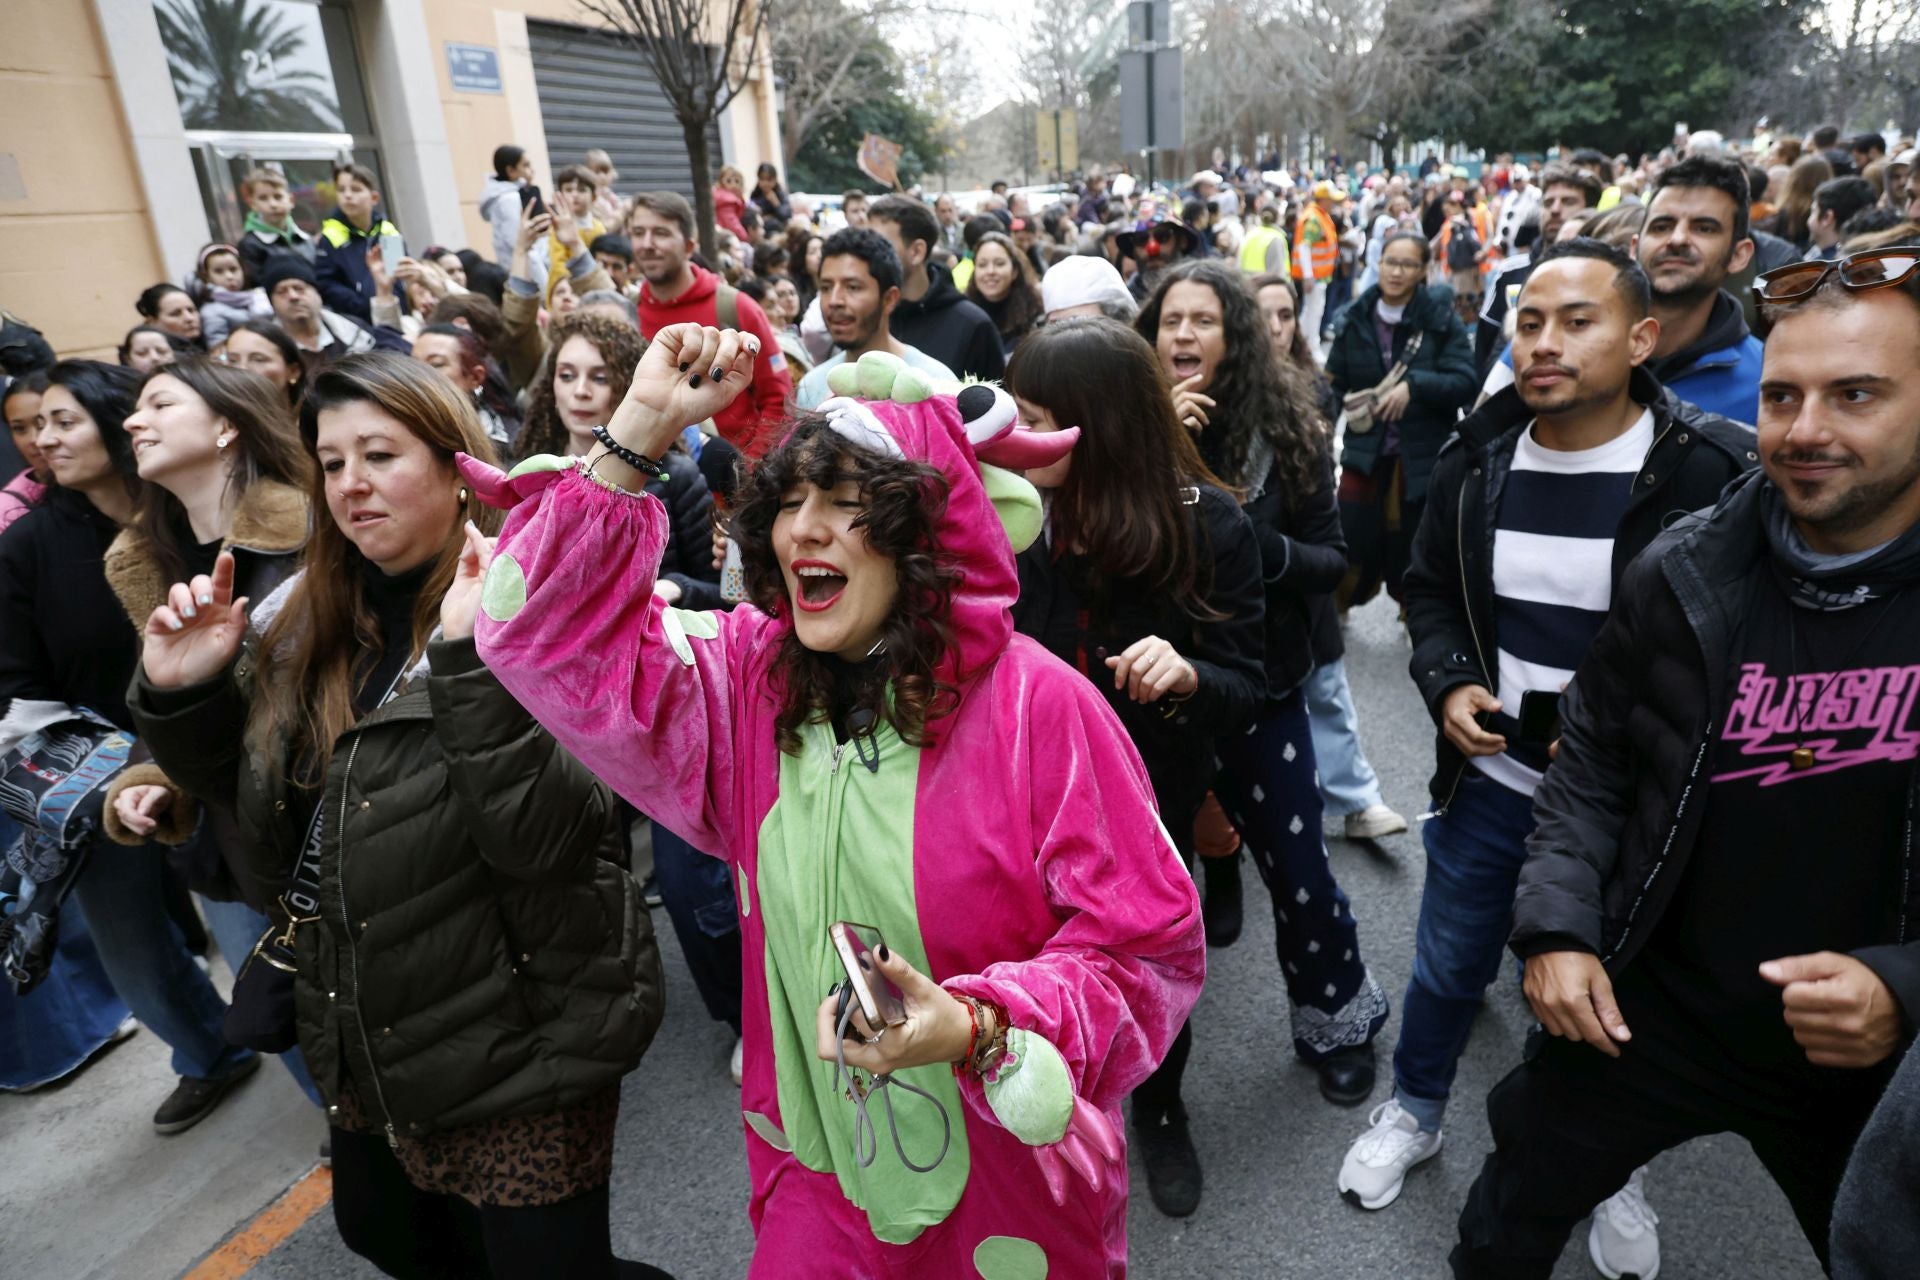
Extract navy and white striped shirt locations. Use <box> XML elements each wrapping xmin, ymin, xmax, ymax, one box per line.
<box><xmin>1474</xmin><ymin>408</ymin><xmax>1654</xmax><ymax>796</ymax></box>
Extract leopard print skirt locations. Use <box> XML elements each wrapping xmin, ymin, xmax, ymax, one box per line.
<box><xmin>335</xmin><ymin>1083</ymin><xmax>620</xmax><ymax>1208</ymax></box>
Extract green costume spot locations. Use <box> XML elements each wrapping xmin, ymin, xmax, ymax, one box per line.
<box><xmin>481</xmin><ymin>553</ymin><xmax>527</xmax><ymax>622</ymax></box>
<box><xmin>973</xmin><ymin>1235</ymin><xmax>1048</xmax><ymax>1279</ymax></box>
<box><xmin>979</xmin><ymin>465</ymin><xmax>1045</xmax><ymax>554</ymax></box>
<box><xmin>982</xmin><ymin>1028</ymin><xmax>1074</xmax><ymax>1145</ymax></box>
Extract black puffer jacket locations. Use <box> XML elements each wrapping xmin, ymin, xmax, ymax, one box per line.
<box><xmin>1013</xmin><ymin>483</ymin><xmax>1265</xmax><ymax>841</ymax></box>
<box><xmin>648</xmin><ymin>448</ymin><xmax>723</xmax><ymax>611</ymax></box>
<box><xmin>1326</xmin><ymin>281</ymin><xmax>1478</xmax><ymax>503</ymax></box>
<box><xmin>1508</xmin><ymin>470</ymin><xmax>1920</xmax><ymax>1019</ymax></box>
<box><xmin>1405</xmin><ymin>369</ymin><xmax>1760</xmax><ymax>806</ymax></box>
<box><xmin>129</xmin><ymin>622</ymin><xmax>663</xmax><ymax>1138</ymax></box>
<box><xmin>888</xmin><ymin>264</ymin><xmax>1006</xmax><ymax>383</ymax></box>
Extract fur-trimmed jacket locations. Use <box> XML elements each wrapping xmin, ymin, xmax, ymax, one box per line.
<box><xmin>99</xmin><ymin>480</ymin><xmax>309</xmax><ymax>895</ymax></box>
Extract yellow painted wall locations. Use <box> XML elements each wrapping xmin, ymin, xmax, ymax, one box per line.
<box><xmin>0</xmin><ymin>1</ymin><xmax>168</xmax><ymax>357</ymax></box>
<box><xmin>421</xmin><ymin>0</ymin><xmax>781</xmax><ymax>252</ymax></box>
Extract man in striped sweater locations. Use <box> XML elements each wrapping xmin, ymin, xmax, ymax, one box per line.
<box><xmin>1337</xmin><ymin>239</ymin><xmax>1758</xmax><ymax>1272</ymax></box>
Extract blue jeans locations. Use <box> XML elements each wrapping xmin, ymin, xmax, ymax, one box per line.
<box><xmin>1393</xmin><ymin>769</ymin><xmax>1537</xmax><ymax>1131</ymax></box>
<box><xmin>651</xmin><ymin>824</ymin><xmax>742</xmax><ymax>1035</ymax></box>
<box><xmin>1304</xmin><ymin>660</ymin><xmax>1386</xmax><ymax>817</ymax></box>
<box><xmin>198</xmin><ymin>895</ymin><xmax>324</xmax><ymax>1107</ymax></box>
<box><xmin>0</xmin><ymin>894</ymin><xmax>129</xmax><ymax>1089</ymax></box>
<box><xmin>68</xmin><ymin>838</ymin><xmax>253</xmax><ymax>1082</ymax></box>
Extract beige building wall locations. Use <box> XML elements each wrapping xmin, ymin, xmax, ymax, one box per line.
<box><xmin>1</xmin><ymin>2</ymin><xmax>169</xmax><ymax>358</ymax></box>
<box><xmin>421</xmin><ymin>0</ymin><xmax>782</xmax><ymax>251</ymax></box>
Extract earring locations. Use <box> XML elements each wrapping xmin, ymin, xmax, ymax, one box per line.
<box><xmin>216</xmin><ymin>436</ymin><xmax>231</xmax><ymax>449</ymax></box>
<box><xmin>458</xmin><ymin>487</ymin><xmax>469</xmax><ymax>504</ymax></box>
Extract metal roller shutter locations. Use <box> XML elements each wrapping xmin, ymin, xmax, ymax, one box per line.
<box><xmin>526</xmin><ymin>20</ymin><xmax>724</xmax><ymax>201</ymax></box>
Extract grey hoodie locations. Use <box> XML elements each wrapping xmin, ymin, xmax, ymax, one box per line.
<box><xmin>479</xmin><ymin>174</ymin><xmax>524</xmax><ymax>266</ymax></box>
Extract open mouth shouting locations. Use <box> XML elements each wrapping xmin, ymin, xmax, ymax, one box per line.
<box><xmin>1168</xmin><ymin>352</ymin><xmax>1205</xmax><ymax>381</ymax></box>
<box><xmin>790</xmin><ymin>558</ymin><xmax>849</xmax><ymax>612</ymax></box>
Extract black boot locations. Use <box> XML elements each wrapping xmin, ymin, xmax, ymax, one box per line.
<box><xmin>1316</xmin><ymin>1043</ymin><xmax>1377</xmax><ymax>1107</ymax></box>
<box><xmin>1200</xmin><ymin>854</ymin><xmax>1242</xmax><ymax>948</ymax></box>
<box><xmin>1133</xmin><ymin>1100</ymin><xmax>1203</xmax><ymax>1217</ymax></box>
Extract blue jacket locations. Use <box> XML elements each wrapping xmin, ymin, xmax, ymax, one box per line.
<box><xmin>313</xmin><ymin>207</ymin><xmax>400</xmax><ymax>322</ymax></box>
<box><xmin>1643</xmin><ymin>290</ymin><xmax>1762</xmax><ymax>427</ymax></box>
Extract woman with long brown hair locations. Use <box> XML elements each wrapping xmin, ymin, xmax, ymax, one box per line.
<box><xmin>126</xmin><ymin>354</ymin><xmax>667</xmax><ymax>1279</ymax></box>
<box><xmin>964</xmin><ymin>231</ymin><xmax>1045</xmax><ymax>355</ymax></box>
<box><xmin>101</xmin><ymin>358</ymin><xmax>320</xmax><ymax>1103</ymax></box>
<box><xmin>1758</xmin><ymin>153</ymin><xmax>1835</xmax><ymax>251</ymax></box>
<box><xmin>1007</xmin><ymin>317</ymin><xmax>1264</xmax><ymax>1218</ymax></box>
<box><xmin>1134</xmin><ymin>260</ymin><xmax>1392</xmax><ymax>1201</ymax></box>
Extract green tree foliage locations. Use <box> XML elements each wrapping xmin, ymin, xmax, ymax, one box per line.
<box><xmin>785</xmin><ymin>47</ymin><xmax>947</xmax><ymax>192</ymax></box>
<box><xmin>1400</xmin><ymin>0</ymin><xmax>1816</xmax><ymax>157</ymax></box>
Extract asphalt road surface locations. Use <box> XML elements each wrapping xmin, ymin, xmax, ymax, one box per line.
<box><xmin>0</xmin><ymin>596</ymin><xmax>1822</xmax><ymax>1279</ymax></box>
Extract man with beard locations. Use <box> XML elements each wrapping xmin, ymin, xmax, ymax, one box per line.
<box><xmin>629</xmin><ymin>190</ymin><xmax>791</xmax><ymax>457</ymax></box>
<box><xmin>260</xmin><ymin>256</ymin><xmax>409</xmax><ymax>364</ymax></box>
<box><xmin>1477</xmin><ymin>166</ymin><xmax>1604</xmax><ymax>373</ymax></box>
<box><xmin>793</xmin><ymin>228</ymin><xmax>955</xmax><ymax>410</ymax></box>
<box><xmin>1341</xmin><ymin>241</ymin><xmax>1757</xmax><ymax>1280</ymax></box>
<box><xmin>1449</xmin><ymin>244</ymin><xmax>1920</xmax><ymax>1280</ymax></box>
<box><xmin>1634</xmin><ymin>153</ymin><xmax>1765</xmax><ymax>424</ymax></box>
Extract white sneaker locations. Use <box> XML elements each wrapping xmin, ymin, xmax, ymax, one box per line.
<box><xmin>1588</xmin><ymin>1166</ymin><xmax>1660</xmax><ymax>1279</ymax></box>
<box><xmin>1344</xmin><ymin>804</ymin><xmax>1409</xmax><ymax>840</ymax></box>
<box><xmin>729</xmin><ymin>1037</ymin><xmax>744</xmax><ymax>1087</ymax></box>
<box><xmin>1337</xmin><ymin>1098</ymin><xmax>1442</xmax><ymax>1210</ymax></box>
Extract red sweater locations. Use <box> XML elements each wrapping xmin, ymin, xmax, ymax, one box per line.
<box><xmin>638</xmin><ymin>264</ymin><xmax>792</xmax><ymax>458</ymax></box>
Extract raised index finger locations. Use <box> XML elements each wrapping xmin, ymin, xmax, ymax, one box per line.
<box><xmin>211</xmin><ymin>550</ymin><xmax>236</xmax><ymax>607</ymax></box>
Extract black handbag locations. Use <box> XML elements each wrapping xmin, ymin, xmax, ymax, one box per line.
<box><xmin>223</xmin><ymin>796</ymin><xmax>322</xmax><ymax>1053</ymax></box>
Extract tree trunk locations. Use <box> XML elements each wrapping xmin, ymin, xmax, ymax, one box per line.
<box><xmin>685</xmin><ymin>119</ymin><xmax>719</xmax><ymax>264</ymax></box>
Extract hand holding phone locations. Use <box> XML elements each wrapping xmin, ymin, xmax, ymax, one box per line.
<box><xmin>519</xmin><ymin>184</ymin><xmax>547</xmax><ymax>218</ymax></box>
<box><xmin>830</xmin><ymin>921</ymin><xmax>905</xmax><ymax>1030</ymax></box>
<box><xmin>1518</xmin><ymin>689</ymin><xmax>1562</xmax><ymax>746</ymax></box>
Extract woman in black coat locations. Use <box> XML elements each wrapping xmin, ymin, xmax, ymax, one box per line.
<box><xmin>1135</xmin><ymin>260</ymin><xmax>1392</xmax><ymax>1194</ymax></box>
<box><xmin>1324</xmin><ymin>231</ymin><xmax>1478</xmax><ymax>612</ymax></box>
<box><xmin>1009</xmin><ymin>313</ymin><xmax>1264</xmax><ymax>1222</ymax></box>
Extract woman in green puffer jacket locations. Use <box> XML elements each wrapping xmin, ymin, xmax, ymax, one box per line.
<box><xmin>126</xmin><ymin>354</ymin><xmax>669</xmax><ymax>1280</ymax></box>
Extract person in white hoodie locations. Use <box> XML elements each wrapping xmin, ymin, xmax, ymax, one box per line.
<box><xmin>480</xmin><ymin>145</ymin><xmax>533</xmax><ymax>266</ymax></box>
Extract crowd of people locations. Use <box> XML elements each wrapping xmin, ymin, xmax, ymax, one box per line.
<box><xmin>3</xmin><ymin>117</ymin><xmax>1920</xmax><ymax>1280</ymax></box>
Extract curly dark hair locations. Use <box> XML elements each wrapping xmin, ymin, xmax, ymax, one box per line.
<box><xmin>1135</xmin><ymin>258</ymin><xmax>1328</xmax><ymax>503</ymax></box>
<box><xmin>517</xmin><ymin>312</ymin><xmax>648</xmax><ymax>461</ymax></box>
<box><xmin>732</xmin><ymin>416</ymin><xmax>963</xmax><ymax>755</ymax></box>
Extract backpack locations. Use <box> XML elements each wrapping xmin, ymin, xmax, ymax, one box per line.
<box><xmin>1446</xmin><ymin>218</ymin><xmax>1482</xmax><ymax>272</ymax></box>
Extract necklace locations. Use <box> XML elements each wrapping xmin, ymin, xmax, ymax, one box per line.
<box><xmin>1784</xmin><ymin>588</ymin><xmax>1904</xmax><ymax>770</ymax></box>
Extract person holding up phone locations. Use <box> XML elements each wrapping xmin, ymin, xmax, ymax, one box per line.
<box><xmin>463</xmin><ymin>333</ymin><xmax>1204</xmax><ymax>1276</ymax></box>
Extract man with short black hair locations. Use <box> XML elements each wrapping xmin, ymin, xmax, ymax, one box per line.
<box><xmin>1340</xmin><ymin>240</ymin><xmax>1757</xmax><ymax>1269</ymax></box>
<box><xmin>1809</xmin><ymin>176</ymin><xmax>1880</xmax><ymax>261</ymax></box>
<box><xmin>1450</xmin><ymin>244</ymin><xmax>1920</xmax><ymax>1280</ymax></box>
<box><xmin>1633</xmin><ymin>151</ymin><xmax>1765</xmax><ymax>423</ymax></box>
<box><xmin>1851</xmin><ymin>131</ymin><xmax>1888</xmax><ymax>172</ymax></box>
<box><xmin>1477</xmin><ymin>165</ymin><xmax>1605</xmax><ymax>372</ymax></box>
<box><xmin>628</xmin><ymin>190</ymin><xmax>791</xmax><ymax>456</ymax></box>
<box><xmin>866</xmin><ymin>194</ymin><xmax>1005</xmax><ymax>381</ymax></box>
<box><xmin>793</xmin><ymin>228</ymin><xmax>956</xmax><ymax>409</ymax></box>
<box><xmin>1811</xmin><ymin>123</ymin><xmax>1842</xmax><ymax>151</ymax></box>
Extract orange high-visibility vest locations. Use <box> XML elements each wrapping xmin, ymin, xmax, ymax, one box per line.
<box><xmin>1292</xmin><ymin>205</ymin><xmax>1338</xmax><ymax>281</ymax></box>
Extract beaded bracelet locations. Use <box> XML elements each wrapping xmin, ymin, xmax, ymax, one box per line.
<box><xmin>590</xmin><ymin>425</ymin><xmax>666</xmax><ymax>480</ymax></box>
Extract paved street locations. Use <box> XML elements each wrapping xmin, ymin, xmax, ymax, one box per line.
<box><xmin>0</xmin><ymin>595</ymin><xmax>1821</xmax><ymax>1279</ymax></box>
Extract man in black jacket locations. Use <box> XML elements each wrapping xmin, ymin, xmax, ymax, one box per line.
<box><xmin>1338</xmin><ymin>239</ymin><xmax>1758</xmax><ymax>1231</ymax></box>
<box><xmin>867</xmin><ymin>195</ymin><xmax>1006</xmax><ymax>382</ymax></box>
<box><xmin>1451</xmin><ymin>254</ymin><xmax>1920</xmax><ymax>1275</ymax></box>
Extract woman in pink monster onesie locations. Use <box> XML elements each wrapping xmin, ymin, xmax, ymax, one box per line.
<box><xmin>456</xmin><ymin>325</ymin><xmax>1205</xmax><ymax>1278</ymax></box>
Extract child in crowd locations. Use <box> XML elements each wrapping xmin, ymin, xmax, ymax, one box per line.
<box><xmin>190</xmin><ymin>244</ymin><xmax>272</xmax><ymax>349</ymax></box>
<box><xmin>237</xmin><ymin>168</ymin><xmax>314</xmax><ymax>287</ymax></box>
<box><xmin>538</xmin><ymin>165</ymin><xmax>606</xmax><ymax>299</ymax></box>
<box><xmin>591</xmin><ymin>233</ymin><xmax>637</xmax><ymax>296</ymax></box>
<box><xmin>314</xmin><ymin>162</ymin><xmax>401</xmax><ymax>323</ymax></box>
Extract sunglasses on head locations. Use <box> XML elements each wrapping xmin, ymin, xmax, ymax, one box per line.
<box><xmin>1753</xmin><ymin>247</ymin><xmax>1920</xmax><ymax>305</ymax></box>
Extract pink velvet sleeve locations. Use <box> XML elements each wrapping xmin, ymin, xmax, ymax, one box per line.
<box><xmin>945</xmin><ymin>675</ymin><xmax>1206</xmax><ymax>1115</ymax></box>
<box><xmin>475</xmin><ymin>467</ymin><xmax>761</xmax><ymax>857</ymax></box>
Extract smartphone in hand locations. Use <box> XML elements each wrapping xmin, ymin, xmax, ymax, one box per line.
<box><xmin>830</xmin><ymin>921</ymin><xmax>906</xmax><ymax>1030</ymax></box>
<box><xmin>519</xmin><ymin>184</ymin><xmax>547</xmax><ymax>218</ymax></box>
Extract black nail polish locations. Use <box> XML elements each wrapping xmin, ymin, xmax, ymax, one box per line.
<box><xmin>858</xmin><ymin>955</ymin><xmax>871</xmax><ymax>970</ymax></box>
<box><xmin>711</xmin><ymin>365</ymin><xmax>725</xmax><ymax>381</ymax></box>
<box><xmin>678</xmin><ymin>361</ymin><xmax>690</xmax><ymax>372</ymax></box>
<box><xmin>877</xmin><ymin>944</ymin><xmax>890</xmax><ymax>962</ymax></box>
<box><xmin>689</xmin><ymin>374</ymin><xmax>702</xmax><ymax>388</ymax></box>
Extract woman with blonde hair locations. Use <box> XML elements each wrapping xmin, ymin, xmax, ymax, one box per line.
<box><xmin>127</xmin><ymin>353</ymin><xmax>668</xmax><ymax>1279</ymax></box>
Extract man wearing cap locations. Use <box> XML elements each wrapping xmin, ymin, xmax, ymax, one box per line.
<box><xmin>1294</xmin><ymin>182</ymin><xmax>1343</xmax><ymax>361</ymax></box>
<box><xmin>260</xmin><ymin>255</ymin><xmax>409</xmax><ymax>362</ymax></box>
<box><xmin>1118</xmin><ymin>206</ymin><xmax>1202</xmax><ymax>303</ymax></box>
<box><xmin>1041</xmin><ymin>254</ymin><xmax>1138</xmax><ymax>323</ymax></box>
